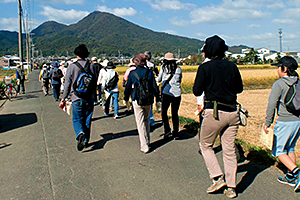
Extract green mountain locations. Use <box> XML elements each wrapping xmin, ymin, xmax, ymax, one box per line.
<box><xmin>30</xmin><ymin>11</ymin><xmax>204</xmax><ymax>57</ymax></box>
<box><xmin>229</xmin><ymin>45</ymin><xmax>251</xmax><ymax>54</ymax></box>
<box><xmin>0</xmin><ymin>11</ymin><xmax>250</xmax><ymax>57</ymax></box>
<box><xmin>0</xmin><ymin>31</ymin><xmax>21</xmax><ymax>55</ymax></box>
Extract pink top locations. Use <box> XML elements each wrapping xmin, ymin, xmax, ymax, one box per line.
<box><xmin>123</xmin><ymin>66</ymin><xmax>136</xmax><ymax>82</ymax></box>
<box><xmin>123</xmin><ymin>66</ymin><xmax>136</xmax><ymax>88</ymax></box>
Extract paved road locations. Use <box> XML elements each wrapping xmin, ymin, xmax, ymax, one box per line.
<box><xmin>0</xmin><ymin>70</ymin><xmax>299</xmax><ymax>200</ymax></box>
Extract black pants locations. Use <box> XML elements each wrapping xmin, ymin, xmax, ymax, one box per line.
<box><xmin>161</xmin><ymin>94</ymin><xmax>181</xmax><ymax>133</ymax></box>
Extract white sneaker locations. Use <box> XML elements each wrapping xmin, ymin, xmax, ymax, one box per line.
<box><xmin>114</xmin><ymin>114</ymin><xmax>119</xmax><ymax>119</ymax></box>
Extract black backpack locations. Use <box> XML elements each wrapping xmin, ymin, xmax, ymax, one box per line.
<box><xmin>131</xmin><ymin>70</ymin><xmax>154</xmax><ymax>106</ymax></box>
<box><xmin>284</xmin><ymin>79</ymin><xmax>300</xmax><ymax>115</ymax></box>
<box><xmin>105</xmin><ymin>71</ymin><xmax>119</xmax><ymax>91</ymax></box>
<box><xmin>73</xmin><ymin>61</ymin><xmax>95</xmax><ymax>99</ymax></box>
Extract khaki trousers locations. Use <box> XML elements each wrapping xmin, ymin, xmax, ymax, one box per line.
<box><xmin>200</xmin><ymin>109</ymin><xmax>239</xmax><ymax>188</ymax></box>
<box><xmin>132</xmin><ymin>101</ymin><xmax>151</xmax><ymax>151</ymax></box>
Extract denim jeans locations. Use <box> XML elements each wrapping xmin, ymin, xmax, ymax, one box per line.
<box><xmin>52</xmin><ymin>84</ymin><xmax>61</xmax><ymax>100</ymax></box>
<box><xmin>105</xmin><ymin>92</ymin><xmax>119</xmax><ymax>115</ymax></box>
<box><xmin>72</xmin><ymin>99</ymin><xmax>94</xmax><ymax>143</ymax></box>
<box><xmin>149</xmin><ymin>105</ymin><xmax>155</xmax><ymax>125</ymax></box>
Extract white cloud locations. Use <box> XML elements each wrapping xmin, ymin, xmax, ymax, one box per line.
<box><xmin>97</xmin><ymin>5</ymin><xmax>137</xmax><ymax>16</ymax></box>
<box><xmin>164</xmin><ymin>30</ymin><xmax>177</xmax><ymax>35</ymax></box>
<box><xmin>190</xmin><ymin>0</ymin><xmax>271</xmax><ymax>24</ymax></box>
<box><xmin>247</xmin><ymin>24</ymin><xmax>261</xmax><ymax>28</ymax></box>
<box><xmin>221</xmin><ymin>33</ymin><xmax>276</xmax><ymax>43</ymax></box>
<box><xmin>281</xmin><ymin>7</ymin><xmax>300</xmax><ymax>19</ymax></box>
<box><xmin>39</xmin><ymin>6</ymin><xmax>89</xmax><ymax>25</ymax></box>
<box><xmin>0</xmin><ymin>17</ymin><xmax>18</xmax><ymax>31</ymax></box>
<box><xmin>266</xmin><ymin>2</ymin><xmax>285</xmax><ymax>10</ymax></box>
<box><xmin>147</xmin><ymin>0</ymin><xmax>195</xmax><ymax>11</ymax></box>
<box><xmin>285</xmin><ymin>33</ymin><xmax>298</xmax><ymax>39</ymax></box>
<box><xmin>287</xmin><ymin>0</ymin><xmax>300</xmax><ymax>7</ymax></box>
<box><xmin>46</xmin><ymin>0</ymin><xmax>84</xmax><ymax>5</ymax></box>
<box><xmin>0</xmin><ymin>0</ymin><xmax>15</xmax><ymax>3</ymax></box>
<box><xmin>146</xmin><ymin>17</ymin><xmax>153</xmax><ymax>23</ymax></box>
<box><xmin>169</xmin><ymin>17</ymin><xmax>189</xmax><ymax>27</ymax></box>
<box><xmin>272</xmin><ymin>18</ymin><xmax>297</xmax><ymax>24</ymax></box>
<box><xmin>194</xmin><ymin>32</ymin><xmax>207</xmax><ymax>38</ymax></box>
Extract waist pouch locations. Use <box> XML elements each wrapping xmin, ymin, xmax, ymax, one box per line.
<box><xmin>204</xmin><ymin>101</ymin><xmax>237</xmax><ymax>119</ymax></box>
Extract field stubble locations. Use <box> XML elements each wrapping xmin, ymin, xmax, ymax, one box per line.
<box><xmin>178</xmin><ymin>68</ymin><xmax>300</xmax><ymax>164</ymax></box>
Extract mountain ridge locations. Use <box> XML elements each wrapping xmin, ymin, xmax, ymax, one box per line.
<box><xmin>0</xmin><ymin>11</ymin><xmax>249</xmax><ymax>57</ymax></box>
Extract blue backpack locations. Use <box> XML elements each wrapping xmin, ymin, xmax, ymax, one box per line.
<box><xmin>284</xmin><ymin>79</ymin><xmax>300</xmax><ymax>115</ymax></box>
<box><xmin>73</xmin><ymin>61</ymin><xmax>95</xmax><ymax>98</ymax></box>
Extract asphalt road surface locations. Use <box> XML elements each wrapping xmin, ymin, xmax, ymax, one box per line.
<box><xmin>0</xmin><ymin>70</ymin><xmax>299</xmax><ymax>199</ymax></box>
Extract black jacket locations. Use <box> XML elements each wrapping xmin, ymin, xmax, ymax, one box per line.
<box><xmin>193</xmin><ymin>59</ymin><xmax>243</xmax><ymax>110</ymax></box>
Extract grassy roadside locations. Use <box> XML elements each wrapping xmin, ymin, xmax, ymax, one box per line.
<box><xmin>164</xmin><ymin>114</ymin><xmax>300</xmax><ymax>170</ymax></box>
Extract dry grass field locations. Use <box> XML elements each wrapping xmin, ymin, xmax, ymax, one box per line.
<box><xmin>113</xmin><ymin>66</ymin><xmax>300</xmax><ymax>163</ymax></box>
<box><xmin>177</xmin><ymin>68</ymin><xmax>300</xmax><ymax>164</ymax></box>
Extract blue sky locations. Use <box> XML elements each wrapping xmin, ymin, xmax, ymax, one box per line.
<box><xmin>0</xmin><ymin>0</ymin><xmax>299</xmax><ymax>52</ymax></box>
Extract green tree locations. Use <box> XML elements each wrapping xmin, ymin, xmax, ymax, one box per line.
<box><xmin>275</xmin><ymin>52</ymin><xmax>281</xmax><ymax>62</ymax></box>
<box><xmin>241</xmin><ymin>48</ymin><xmax>260</xmax><ymax>64</ymax></box>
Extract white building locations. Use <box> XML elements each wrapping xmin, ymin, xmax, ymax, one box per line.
<box><xmin>257</xmin><ymin>48</ymin><xmax>270</xmax><ymax>54</ymax></box>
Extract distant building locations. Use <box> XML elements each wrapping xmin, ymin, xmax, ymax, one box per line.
<box><xmin>265</xmin><ymin>52</ymin><xmax>287</xmax><ymax>61</ymax></box>
<box><xmin>241</xmin><ymin>48</ymin><xmax>251</xmax><ymax>54</ymax></box>
<box><xmin>257</xmin><ymin>48</ymin><xmax>270</xmax><ymax>54</ymax></box>
<box><xmin>230</xmin><ymin>53</ymin><xmax>246</xmax><ymax>59</ymax></box>
<box><xmin>287</xmin><ymin>52</ymin><xmax>300</xmax><ymax>58</ymax></box>
<box><xmin>0</xmin><ymin>55</ymin><xmax>19</xmax><ymax>69</ymax></box>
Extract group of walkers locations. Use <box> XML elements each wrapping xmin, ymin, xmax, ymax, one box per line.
<box><xmin>42</xmin><ymin>35</ymin><xmax>300</xmax><ymax>198</ymax></box>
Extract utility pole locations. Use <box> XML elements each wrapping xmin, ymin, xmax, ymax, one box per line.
<box><xmin>278</xmin><ymin>28</ymin><xmax>282</xmax><ymax>53</ymax></box>
<box><xmin>18</xmin><ymin>0</ymin><xmax>23</xmax><ymax>69</ymax></box>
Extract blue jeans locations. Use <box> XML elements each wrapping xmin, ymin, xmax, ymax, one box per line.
<box><xmin>72</xmin><ymin>99</ymin><xmax>94</xmax><ymax>143</ymax></box>
<box><xmin>105</xmin><ymin>92</ymin><xmax>119</xmax><ymax>115</ymax></box>
<box><xmin>149</xmin><ymin>105</ymin><xmax>155</xmax><ymax>125</ymax></box>
<box><xmin>52</xmin><ymin>84</ymin><xmax>61</xmax><ymax>100</ymax></box>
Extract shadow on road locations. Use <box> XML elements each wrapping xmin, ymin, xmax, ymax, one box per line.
<box><xmin>83</xmin><ymin>129</ymin><xmax>139</xmax><ymax>153</ymax></box>
<box><xmin>0</xmin><ymin>143</ymin><xmax>11</xmax><ymax>149</ymax></box>
<box><xmin>236</xmin><ymin>161</ymin><xmax>270</xmax><ymax>194</ymax></box>
<box><xmin>150</xmin><ymin>129</ymin><xmax>196</xmax><ymax>152</ymax></box>
<box><xmin>0</xmin><ymin>113</ymin><xmax>38</xmax><ymax>133</ymax></box>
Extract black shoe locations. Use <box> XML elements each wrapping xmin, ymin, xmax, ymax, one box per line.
<box><xmin>163</xmin><ymin>131</ymin><xmax>172</xmax><ymax>139</ymax></box>
<box><xmin>84</xmin><ymin>142</ymin><xmax>89</xmax><ymax>148</ymax></box>
<box><xmin>172</xmin><ymin>131</ymin><xmax>179</xmax><ymax>140</ymax></box>
<box><xmin>77</xmin><ymin>133</ymin><xmax>85</xmax><ymax>151</ymax></box>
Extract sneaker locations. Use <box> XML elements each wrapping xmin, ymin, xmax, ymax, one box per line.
<box><xmin>277</xmin><ymin>175</ymin><xmax>296</xmax><ymax>186</ymax></box>
<box><xmin>224</xmin><ymin>188</ymin><xmax>237</xmax><ymax>199</ymax></box>
<box><xmin>77</xmin><ymin>133</ymin><xmax>85</xmax><ymax>151</ymax></box>
<box><xmin>294</xmin><ymin>174</ymin><xmax>300</xmax><ymax>191</ymax></box>
<box><xmin>207</xmin><ymin>175</ymin><xmax>227</xmax><ymax>193</ymax></box>
<box><xmin>103</xmin><ymin>111</ymin><xmax>109</xmax><ymax>116</ymax></box>
<box><xmin>109</xmin><ymin>108</ymin><xmax>113</xmax><ymax>112</ymax></box>
<box><xmin>140</xmin><ymin>148</ymin><xmax>150</xmax><ymax>154</ymax></box>
<box><xmin>101</xmin><ymin>107</ymin><xmax>105</xmax><ymax>110</ymax></box>
<box><xmin>113</xmin><ymin>114</ymin><xmax>119</xmax><ymax>119</ymax></box>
